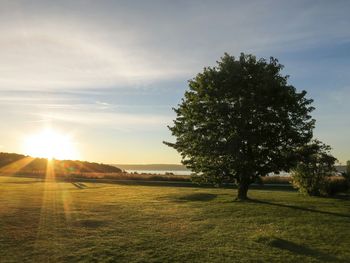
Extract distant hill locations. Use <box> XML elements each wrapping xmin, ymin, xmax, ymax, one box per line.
<box><xmin>114</xmin><ymin>164</ymin><xmax>188</xmax><ymax>171</ymax></box>
<box><xmin>0</xmin><ymin>152</ymin><xmax>122</xmax><ymax>174</ymax></box>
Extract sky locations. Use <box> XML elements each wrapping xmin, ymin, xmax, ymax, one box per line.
<box><xmin>0</xmin><ymin>0</ymin><xmax>349</xmax><ymax>164</ymax></box>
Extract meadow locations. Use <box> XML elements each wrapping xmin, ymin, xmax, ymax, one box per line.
<box><xmin>0</xmin><ymin>176</ymin><xmax>349</xmax><ymax>262</ymax></box>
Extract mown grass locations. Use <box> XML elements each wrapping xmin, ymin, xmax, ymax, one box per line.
<box><xmin>0</xmin><ymin>176</ymin><xmax>349</xmax><ymax>262</ymax></box>
<box><xmin>15</xmin><ymin>171</ymin><xmax>192</xmax><ymax>182</ymax></box>
<box><xmin>15</xmin><ymin>171</ymin><xmax>294</xmax><ymax>184</ymax></box>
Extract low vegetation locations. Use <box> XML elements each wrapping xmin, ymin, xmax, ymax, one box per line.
<box><xmin>11</xmin><ymin>170</ymin><xmax>297</xmax><ymax>186</ymax></box>
<box><xmin>67</xmin><ymin>172</ymin><xmax>191</xmax><ymax>182</ymax></box>
<box><xmin>291</xmin><ymin>141</ymin><xmax>345</xmax><ymax>196</ymax></box>
<box><xmin>259</xmin><ymin>175</ymin><xmax>291</xmax><ymax>185</ymax></box>
<box><xmin>0</xmin><ymin>152</ymin><xmax>122</xmax><ymax>174</ymax></box>
<box><xmin>0</xmin><ymin>176</ymin><xmax>349</xmax><ymax>262</ymax></box>
<box><xmin>323</xmin><ymin>176</ymin><xmax>350</xmax><ymax>196</ymax></box>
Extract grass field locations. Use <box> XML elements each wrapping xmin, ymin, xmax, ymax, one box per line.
<box><xmin>10</xmin><ymin>170</ymin><xmax>294</xmax><ymax>185</ymax></box>
<box><xmin>0</xmin><ymin>176</ymin><xmax>349</xmax><ymax>262</ymax></box>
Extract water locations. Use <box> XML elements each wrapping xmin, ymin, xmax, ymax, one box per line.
<box><xmin>126</xmin><ymin>170</ymin><xmax>290</xmax><ymax>176</ymax></box>
<box><xmin>125</xmin><ymin>170</ymin><xmax>192</xmax><ymax>176</ymax></box>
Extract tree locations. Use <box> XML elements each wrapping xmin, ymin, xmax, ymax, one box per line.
<box><xmin>291</xmin><ymin>140</ymin><xmax>337</xmax><ymax>196</ymax></box>
<box><xmin>164</xmin><ymin>53</ymin><xmax>315</xmax><ymax>200</ymax></box>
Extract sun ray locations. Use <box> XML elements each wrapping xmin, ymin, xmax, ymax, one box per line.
<box><xmin>0</xmin><ymin>157</ymin><xmax>35</xmax><ymax>176</ymax></box>
<box><xmin>33</xmin><ymin>158</ymin><xmax>79</xmax><ymax>259</ymax></box>
<box><xmin>34</xmin><ymin>160</ymin><xmax>67</xmax><ymax>259</ymax></box>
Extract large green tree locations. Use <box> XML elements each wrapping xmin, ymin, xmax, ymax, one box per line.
<box><xmin>165</xmin><ymin>53</ymin><xmax>315</xmax><ymax>200</ymax></box>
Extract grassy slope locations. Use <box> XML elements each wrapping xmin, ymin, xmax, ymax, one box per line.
<box><xmin>0</xmin><ymin>176</ymin><xmax>349</xmax><ymax>263</ymax></box>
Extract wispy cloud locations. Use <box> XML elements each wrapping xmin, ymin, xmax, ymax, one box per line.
<box><xmin>32</xmin><ymin>111</ymin><xmax>171</xmax><ymax>130</ymax></box>
<box><xmin>0</xmin><ymin>1</ymin><xmax>349</xmax><ymax>163</ymax></box>
<box><xmin>0</xmin><ymin>94</ymin><xmax>172</xmax><ymax>130</ymax></box>
<box><xmin>0</xmin><ymin>1</ymin><xmax>349</xmax><ymax>91</ymax></box>
<box><xmin>0</xmin><ymin>28</ymin><xmax>189</xmax><ymax>90</ymax></box>
<box><xmin>95</xmin><ymin>100</ymin><xmax>111</xmax><ymax>110</ymax></box>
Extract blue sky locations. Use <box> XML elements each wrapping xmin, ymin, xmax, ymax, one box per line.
<box><xmin>0</xmin><ymin>0</ymin><xmax>349</xmax><ymax>164</ymax></box>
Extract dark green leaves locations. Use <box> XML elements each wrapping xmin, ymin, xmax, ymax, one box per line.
<box><xmin>165</xmin><ymin>53</ymin><xmax>315</xmax><ymax>189</ymax></box>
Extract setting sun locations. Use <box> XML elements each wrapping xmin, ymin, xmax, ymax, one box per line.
<box><xmin>23</xmin><ymin>129</ymin><xmax>79</xmax><ymax>160</ymax></box>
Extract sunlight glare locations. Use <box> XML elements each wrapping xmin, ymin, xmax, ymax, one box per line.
<box><xmin>23</xmin><ymin>129</ymin><xmax>79</xmax><ymax>160</ymax></box>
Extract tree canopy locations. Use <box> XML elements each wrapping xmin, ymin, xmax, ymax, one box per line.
<box><xmin>165</xmin><ymin>53</ymin><xmax>315</xmax><ymax>200</ymax></box>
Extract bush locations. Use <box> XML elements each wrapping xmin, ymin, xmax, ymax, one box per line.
<box><xmin>292</xmin><ymin>168</ymin><xmax>349</xmax><ymax>196</ymax></box>
<box><xmin>292</xmin><ymin>140</ymin><xmax>337</xmax><ymax>196</ymax></box>
<box><xmin>292</xmin><ymin>165</ymin><xmax>327</xmax><ymax>196</ymax></box>
<box><xmin>323</xmin><ymin>177</ymin><xmax>349</xmax><ymax>196</ymax></box>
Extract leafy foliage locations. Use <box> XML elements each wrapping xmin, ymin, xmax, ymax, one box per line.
<box><xmin>291</xmin><ymin>140</ymin><xmax>338</xmax><ymax>196</ymax></box>
<box><xmin>323</xmin><ymin>177</ymin><xmax>349</xmax><ymax>196</ymax></box>
<box><xmin>165</xmin><ymin>53</ymin><xmax>315</xmax><ymax>199</ymax></box>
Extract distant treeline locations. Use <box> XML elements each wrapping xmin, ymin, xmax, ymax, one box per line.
<box><xmin>114</xmin><ymin>164</ymin><xmax>188</xmax><ymax>171</ymax></box>
<box><xmin>0</xmin><ymin>152</ymin><xmax>122</xmax><ymax>174</ymax></box>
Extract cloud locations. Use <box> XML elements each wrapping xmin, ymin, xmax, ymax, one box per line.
<box><xmin>96</xmin><ymin>101</ymin><xmax>110</xmax><ymax>106</ymax></box>
<box><xmin>95</xmin><ymin>101</ymin><xmax>111</xmax><ymax>110</ymax></box>
<box><xmin>31</xmin><ymin>111</ymin><xmax>171</xmax><ymax>131</ymax></box>
<box><xmin>0</xmin><ymin>1</ymin><xmax>349</xmax><ymax>91</ymax></box>
<box><xmin>0</xmin><ymin>27</ymin><xmax>189</xmax><ymax>91</ymax></box>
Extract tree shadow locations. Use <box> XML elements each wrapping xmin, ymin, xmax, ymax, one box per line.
<box><xmin>71</xmin><ymin>182</ymin><xmax>87</xmax><ymax>189</ymax></box>
<box><xmin>75</xmin><ymin>219</ymin><xmax>107</xmax><ymax>228</ymax></box>
<box><xmin>263</xmin><ymin>237</ymin><xmax>340</xmax><ymax>262</ymax></box>
<box><xmin>74</xmin><ymin>178</ymin><xmax>202</xmax><ymax>188</ymax></box>
<box><xmin>251</xmin><ymin>199</ymin><xmax>350</xmax><ymax>219</ymax></box>
<box><xmin>249</xmin><ymin>185</ymin><xmax>296</xmax><ymax>192</ymax></box>
<box><xmin>330</xmin><ymin>193</ymin><xmax>350</xmax><ymax>201</ymax></box>
<box><xmin>172</xmin><ymin>193</ymin><xmax>218</xmax><ymax>202</ymax></box>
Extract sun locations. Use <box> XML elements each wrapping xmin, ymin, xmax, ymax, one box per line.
<box><xmin>23</xmin><ymin>129</ymin><xmax>79</xmax><ymax>160</ymax></box>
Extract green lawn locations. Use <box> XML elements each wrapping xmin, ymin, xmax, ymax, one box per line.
<box><xmin>0</xmin><ymin>176</ymin><xmax>349</xmax><ymax>262</ymax></box>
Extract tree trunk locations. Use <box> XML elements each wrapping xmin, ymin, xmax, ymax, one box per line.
<box><xmin>236</xmin><ymin>182</ymin><xmax>249</xmax><ymax>201</ymax></box>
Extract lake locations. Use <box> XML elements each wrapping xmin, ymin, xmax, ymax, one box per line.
<box><xmin>125</xmin><ymin>170</ymin><xmax>192</xmax><ymax>176</ymax></box>
<box><xmin>126</xmin><ymin>170</ymin><xmax>291</xmax><ymax>177</ymax></box>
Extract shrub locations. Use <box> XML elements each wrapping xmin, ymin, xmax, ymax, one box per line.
<box><xmin>323</xmin><ymin>177</ymin><xmax>349</xmax><ymax>196</ymax></box>
<box><xmin>292</xmin><ymin>165</ymin><xmax>327</xmax><ymax>196</ymax></box>
<box><xmin>292</xmin><ymin>170</ymin><xmax>349</xmax><ymax>196</ymax></box>
<box><xmin>292</xmin><ymin>140</ymin><xmax>337</xmax><ymax>196</ymax></box>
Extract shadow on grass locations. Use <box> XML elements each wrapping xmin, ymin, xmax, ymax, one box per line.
<box><xmin>250</xmin><ymin>185</ymin><xmax>296</xmax><ymax>192</ymax></box>
<box><xmin>71</xmin><ymin>182</ymin><xmax>88</xmax><ymax>189</ymax></box>
<box><xmin>70</xmin><ymin>178</ymin><xmax>296</xmax><ymax>192</ymax></box>
<box><xmin>262</xmin><ymin>237</ymin><xmax>340</xmax><ymax>262</ymax></box>
<box><xmin>174</xmin><ymin>193</ymin><xmax>218</xmax><ymax>202</ymax></box>
<box><xmin>9</xmin><ymin>174</ymin><xmax>297</xmax><ymax>191</ymax></box>
<box><xmin>251</xmin><ymin>199</ymin><xmax>350</xmax><ymax>219</ymax></box>
<box><xmin>75</xmin><ymin>219</ymin><xmax>107</xmax><ymax>228</ymax></box>
<box><xmin>330</xmin><ymin>193</ymin><xmax>350</xmax><ymax>201</ymax></box>
<box><xmin>73</xmin><ymin>178</ymin><xmax>200</xmax><ymax>188</ymax></box>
